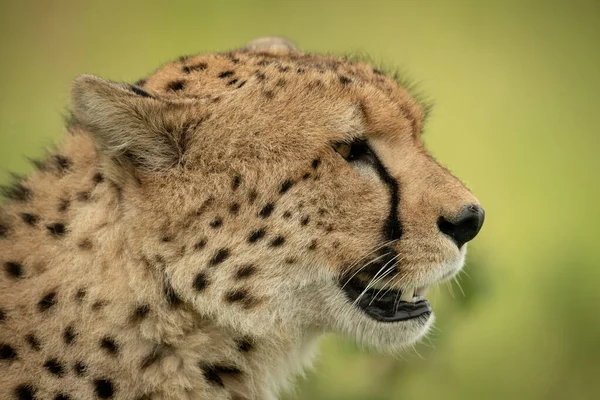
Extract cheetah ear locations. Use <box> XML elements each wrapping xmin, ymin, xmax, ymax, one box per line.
<box><xmin>71</xmin><ymin>74</ymin><xmax>191</xmax><ymax>175</ymax></box>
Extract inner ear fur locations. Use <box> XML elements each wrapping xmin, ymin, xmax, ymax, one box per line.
<box><xmin>71</xmin><ymin>74</ymin><xmax>194</xmax><ymax>177</ymax></box>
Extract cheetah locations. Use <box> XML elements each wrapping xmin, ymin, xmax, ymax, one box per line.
<box><xmin>0</xmin><ymin>37</ymin><xmax>485</xmax><ymax>400</ymax></box>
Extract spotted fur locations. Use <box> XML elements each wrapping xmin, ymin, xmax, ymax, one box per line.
<box><xmin>0</xmin><ymin>37</ymin><xmax>482</xmax><ymax>399</ymax></box>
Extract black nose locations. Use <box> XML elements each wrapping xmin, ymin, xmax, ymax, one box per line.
<box><xmin>437</xmin><ymin>204</ymin><xmax>485</xmax><ymax>248</ymax></box>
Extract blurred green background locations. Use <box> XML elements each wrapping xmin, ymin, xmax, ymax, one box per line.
<box><xmin>1</xmin><ymin>1</ymin><xmax>599</xmax><ymax>399</ymax></box>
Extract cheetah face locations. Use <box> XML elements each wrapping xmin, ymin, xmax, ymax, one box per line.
<box><xmin>71</xmin><ymin>39</ymin><xmax>484</xmax><ymax>353</ymax></box>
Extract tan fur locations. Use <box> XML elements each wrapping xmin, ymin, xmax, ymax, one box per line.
<box><xmin>0</xmin><ymin>38</ymin><xmax>482</xmax><ymax>399</ymax></box>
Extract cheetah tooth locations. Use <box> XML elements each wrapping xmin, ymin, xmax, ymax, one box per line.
<box><xmin>400</xmin><ymin>288</ymin><xmax>415</xmax><ymax>302</ymax></box>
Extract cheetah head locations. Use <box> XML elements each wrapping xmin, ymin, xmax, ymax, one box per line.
<box><xmin>71</xmin><ymin>38</ymin><xmax>484</xmax><ymax>353</ymax></box>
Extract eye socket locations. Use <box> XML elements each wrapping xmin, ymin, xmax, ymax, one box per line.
<box><xmin>333</xmin><ymin>140</ymin><xmax>373</xmax><ymax>162</ymax></box>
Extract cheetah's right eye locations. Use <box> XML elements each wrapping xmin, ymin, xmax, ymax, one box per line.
<box><xmin>333</xmin><ymin>140</ymin><xmax>374</xmax><ymax>163</ymax></box>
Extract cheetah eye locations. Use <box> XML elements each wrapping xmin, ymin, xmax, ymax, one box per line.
<box><xmin>333</xmin><ymin>140</ymin><xmax>374</xmax><ymax>163</ymax></box>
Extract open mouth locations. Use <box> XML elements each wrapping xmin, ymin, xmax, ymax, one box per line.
<box><xmin>340</xmin><ymin>276</ymin><xmax>432</xmax><ymax>323</ymax></box>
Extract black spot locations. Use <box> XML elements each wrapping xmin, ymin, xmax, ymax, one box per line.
<box><xmin>0</xmin><ymin>308</ymin><xmax>5</xmax><ymax>322</ymax></box>
<box><xmin>58</xmin><ymin>199</ymin><xmax>70</xmax><ymax>212</ymax></box>
<box><xmin>209</xmin><ymin>217</ymin><xmax>223</xmax><ymax>229</ymax></box>
<box><xmin>235</xmin><ymin>265</ymin><xmax>255</xmax><ymax>279</ymax></box>
<box><xmin>129</xmin><ymin>85</ymin><xmax>153</xmax><ymax>98</ymax></box>
<box><xmin>76</xmin><ymin>191</ymin><xmax>90</xmax><ymax>201</ymax></box>
<box><xmin>63</xmin><ymin>326</ymin><xmax>76</xmax><ymax>345</ymax></box>
<box><xmin>218</xmin><ymin>70</ymin><xmax>235</xmax><ymax>79</ymax></box>
<box><xmin>75</xmin><ymin>288</ymin><xmax>86</xmax><ymax>302</ymax></box>
<box><xmin>20</xmin><ymin>213</ymin><xmax>39</xmax><ymax>226</ymax></box>
<box><xmin>300</xmin><ymin>216</ymin><xmax>310</xmax><ymax>226</ymax></box>
<box><xmin>91</xmin><ymin>300</ymin><xmax>107</xmax><ymax>311</ymax></box>
<box><xmin>201</xmin><ymin>364</ymin><xmax>241</xmax><ymax>387</ymax></box>
<box><xmin>236</xmin><ymin>338</ymin><xmax>254</xmax><ymax>352</ymax></box>
<box><xmin>210</xmin><ymin>248</ymin><xmax>230</xmax><ymax>266</ymax></box>
<box><xmin>4</xmin><ymin>261</ymin><xmax>24</xmax><ymax>279</ymax></box>
<box><xmin>93</xmin><ymin>172</ymin><xmax>104</xmax><ymax>184</ymax></box>
<box><xmin>52</xmin><ymin>155</ymin><xmax>71</xmax><ymax>174</ymax></box>
<box><xmin>38</xmin><ymin>292</ymin><xmax>57</xmax><ymax>312</ymax></box>
<box><xmin>100</xmin><ymin>337</ymin><xmax>119</xmax><ymax>356</ymax></box>
<box><xmin>1</xmin><ymin>182</ymin><xmax>31</xmax><ymax>202</ymax></box>
<box><xmin>74</xmin><ymin>361</ymin><xmax>86</xmax><ymax>376</ymax></box>
<box><xmin>25</xmin><ymin>334</ymin><xmax>41</xmax><ymax>351</ymax></box>
<box><xmin>94</xmin><ymin>379</ymin><xmax>115</xmax><ymax>399</ymax></box>
<box><xmin>302</xmin><ymin>172</ymin><xmax>311</xmax><ymax>180</ymax></box>
<box><xmin>312</xmin><ymin>159</ymin><xmax>321</xmax><ymax>169</ymax></box>
<box><xmin>193</xmin><ymin>272</ymin><xmax>208</xmax><ymax>292</ymax></box>
<box><xmin>248</xmin><ymin>228</ymin><xmax>266</xmax><ymax>243</ymax></box>
<box><xmin>14</xmin><ymin>384</ymin><xmax>36</xmax><ymax>400</ymax></box>
<box><xmin>44</xmin><ymin>358</ymin><xmax>65</xmax><ymax>376</ymax></box>
<box><xmin>263</xmin><ymin>90</ymin><xmax>274</xmax><ymax>99</ymax></box>
<box><xmin>232</xmin><ymin>175</ymin><xmax>242</xmax><ymax>190</ymax></box>
<box><xmin>160</xmin><ymin>235</ymin><xmax>172</xmax><ymax>243</ymax></box>
<box><xmin>282</xmin><ymin>211</ymin><xmax>292</xmax><ymax>219</ymax></box>
<box><xmin>184</xmin><ymin>62</ymin><xmax>208</xmax><ymax>73</ymax></box>
<box><xmin>258</xmin><ymin>203</ymin><xmax>274</xmax><ymax>218</ymax></box>
<box><xmin>339</xmin><ymin>75</ymin><xmax>352</xmax><ymax>85</ymax></box>
<box><xmin>167</xmin><ymin>80</ymin><xmax>185</xmax><ymax>92</ymax></box>
<box><xmin>270</xmin><ymin>236</ymin><xmax>285</xmax><ymax>247</ymax></box>
<box><xmin>132</xmin><ymin>305</ymin><xmax>150</xmax><ymax>322</ymax></box>
<box><xmin>229</xmin><ymin>203</ymin><xmax>240</xmax><ymax>215</ymax></box>
<box><xmin>78</xmin><ymin>239</ymin><xmax>93</xmax><ymax>250</ymax></box>
<box><xmin>248</xmin><ymin>190</ymin><xmax>258</xmax><ymax>203</ymax></box>
<box><xmin>0</xmin><ymin>223</ymin><xmax>8</xmax><ymax>239</ymax></box>
<box><xmin>164</xmin><ymin>282</ymin><xmax>182</xmax><ymax>307</ymax></box>
<box><xmin>0</xmin><ymin>343</ymin><xmax>17</xmax><ymax>360</ymax></box>
<box><xmin>54</xmin><ymin>394</ymin><xmax>71</xmax><ymax>400</ymax></box>
<box><xmin>194</xmin><ymin>238</ymin><xmax>207</xmax><ymax>251</ymax></box>
<box><xmin>285</xmin><ymin>257</ymin><xmax>296</xmax><ymax>264</ymax></box>
<box><xmin>308</xmin><ymin>239</ymin><xmax>318</xmax><ymax>250</ymax></box>
<box><xmin>236</xmin><ymin>80</ymin><xmax>247</xmax><ymax>89</ymax></box>
<box><xmin>296</xmin><ymin>67</ymin><xmax>305</xmax><ymax>74</ymax></box>
<box><xmin>279</xmin><ymin>179</ymin><xmax>294</xmax><ymax>194</ymax></box>
<box><xmin>227</xmin><ymin>78</ymin><xmax>239</xmax><ymax>86</ymax></box>
<box><xmin>47</xmin><ymin>223</ymin><xmax>66</xmax><ymax>237</ymax></box>
<box><xmin>225</xmin><ymin>289</ymin><xmax>256</xmax><ymax>308</ymax></box>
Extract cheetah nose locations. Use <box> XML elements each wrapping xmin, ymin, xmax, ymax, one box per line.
<box><xmin>437</xmin><ymin>204</ymin><xmax>485</xmax><ymax>249</ymax></box>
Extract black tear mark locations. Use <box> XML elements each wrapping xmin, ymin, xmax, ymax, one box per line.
<box><xmin>248</xmin><ymin>228</ymin><xmax>266</xmax><ymax>243</ymax></box>
<box><xmin>43</xmin><ymin>358</ymin><xmax>65</xmax><ymax>376</ymax></box>
<box><xmin>94</xmin><ymin>379</ymin><xmax>115</xmax><ymax>398</ymax></box>
<box><xmin>218</xmin><ymin>70</ymin><xmax>235</xmax><ymax>79</ymax></box>
<box><xmin>258</xmin><ymin>203</ymin><xmax>274</xmax><ymax>218</ymax></box>
<box><xmin>14</xmin><ymin>384</ymin><xmax>36</xmax><ymax>400</ymax></box>
<box><xmin>370</xmin><ymin>147</ymin><xmax>403</xmax><ymax>241</ymax></box>
<box><xmin>25</xmin><ymin>333</ymin><xmax>41</xmax><ymax>351</ymax></box>
<box><xmin>38</xmin><ymin>292</ymin><xmax>57</xmax><ymax>312</ymax></box>
<box><xmin>192</xmin><ymin>272</ymin><xmax>208</xmax><ymax>292</ymax></box>
<box><xmin>0</xmin><ymin>343</ymin><xmax>17</xmax><ymax>360</ymax></box>
<box><xmin>167</xmin><ymin>80</ymin><xmax>185</xmax><ymax>92</ymax></box>
<box><xmin>100</xmin><ymin>337</ymin><xmax>119</xmax><ymax>356</ymax></box>
<box><xmin>63</xmin><ymin>325</ymin><xmax>76</xmax><ymax>345</ymax></box>
<box><xmin>46</xmin><ymin>223</ymin><xmax>66</xmax><ymax>237</ymax></box>
<box><xmin>1</xmin><ymin>181</ymin><xmax>32</xmax><ymax>202</ymax></box>
<box><xmin>4</xmin><ymin>261</ymin><xmax>24</xmax><ymax>279</ymax></box>
<box><xmin>129</xmin><ymin>85</ymin><xmax>154</xmax><ymax>98</ymax></box>
<box><xmin>20</xmin><ymin>213</ymin><xmax>39</xmax><ymax>226</ymax></box>
<box><xmin>210</xmin><ymin>248</ymin><xmax>230</xmax><ymax>266</ymax></box>
<box><xmin>201</xmin><ymin>364</ymin><xmax>242</xmax><ymax>387</ymax></box>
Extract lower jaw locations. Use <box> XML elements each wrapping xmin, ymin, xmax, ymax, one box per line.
<box><xmin>340</xmin><ymin>277</ymin><xmax>432</xmax><ymax>323</ymax></box>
